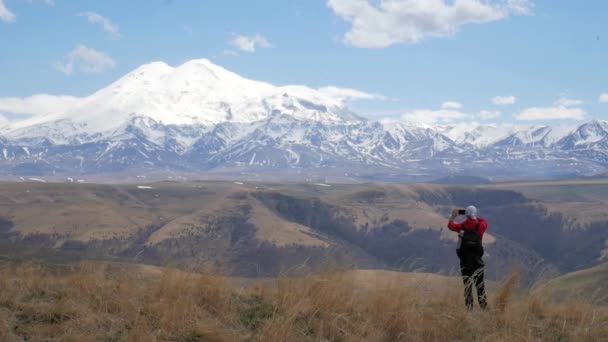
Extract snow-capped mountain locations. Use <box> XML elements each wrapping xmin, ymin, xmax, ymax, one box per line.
<box><xmin>4</xmin><ymin>59</ymin><xmax>361</xmax><ymax>144</ymax></box>
<box><xmin>0</xmin><ymin>59</ymin><xmax>607</xmax><ymax>181</ymax></box>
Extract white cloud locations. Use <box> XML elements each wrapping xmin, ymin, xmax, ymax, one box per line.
<box><xmin>55</xmin><ymin>45</ymin><xmax>116</xmax><ymax>76</ymax></box>
<box><xmin>507</xmin><ymin>0</ymin><xmax>534</xmax><ymax>15</ymax></box>
<box><xmin>230</xmin><ymin>34</ymin><xmax>271</xmax><ymax>53</ymax></box>
<box><xmin>79</xmin><ymin>11</ymin><xmax>121</xmax><ymax>39</ymax></box>
<box><xmin>441</xmin><ymin>101</ymin><xmax>462</xmax><ymax>110</ymax></box>
<box><xmin>554</xmin><ymin>97</ymin><xmax>582</xmax><ymax>107</ymax></box>
<box><xmin>515</xmin><ymin>106</ymin><xmax>586</xmax><ymax>121</ymax></box>
<box><xmin>0</xmin><ymin>0</ymin><xmax>16</xmax><ymax>23</ymax></box>
<box><xmin>397</xmin><ymin>105</ymin><xmax>502</xmax><ymax>124</ymax></box>
<box><xmin>0</xmin><ymin>114</ymin><xmax>9</xmax><ymax>126</ymax></box>
<box><xmin>1</xmin><ymin>0</ymin><xmax>56</xmax><ymax>24</ymax></box>
<box><xmin>492</xmin><ymin>95</ymin><xmax>516</xmax><ymax>105</ymax></box>
<box><xmin>0</xmin><ymin>94</ymin><xmax>79</xmax><ymax>116</ymax></box>
<box><xmin>479</xmin><ymin>110</ymin><xmax>501</xmax><ymax>120</ymax></box>
<box><xmin>599</xmin><ymin>93</ymin><xmax>608</xmax><ymax>103</ymax></box>
<box><xmin>318</xmin><ymin>86</ymin><xmax>385</xmax><ymax>102</ymax></box>
<box><xmin>327</xmin><ymin>0</ymin><xmax>534</xmax><ymax>48</ymax></box>
<box><xmin>401</xmin><ymin>109</ymin><xmax>471</xmax><ymax>124</ymax></box>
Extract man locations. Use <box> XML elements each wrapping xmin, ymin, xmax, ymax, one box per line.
<box><xmin>448</xmin><ymin>205</ymin><xmax>488</xmax><ymax>310</ymax></box>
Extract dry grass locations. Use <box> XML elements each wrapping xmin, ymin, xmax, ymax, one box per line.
<box><xmin>493</xmin><ymin>272</ymin><xmax>519</xmax><ymax>313</ymax></box>
<box><xmin>248</xmin><ymin>202</ymin><xmax>329</xmax><ymax>248</ymax></box>
<box><xmin>0</xmin><ymin>262</ymin><xmax>607</xmax><ymax>342</ymax></box>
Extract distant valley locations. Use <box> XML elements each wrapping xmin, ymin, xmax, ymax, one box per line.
<box><xmin>1</xmin><ymin>179</ymin><xmax>607</xmax><ymax>282</ymax></box>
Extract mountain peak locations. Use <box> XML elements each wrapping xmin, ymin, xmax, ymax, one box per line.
<box><xmin>584</xmin><ymin>119</ymin><xmax>608</xmax><ymax>128</ymax></box>
<box><xmin>136</xmin><ymin>60</ymin><xmax>172</xmax><ymax>71</ymax></box>
<box><xmin>124</xmin><ymin>61</ymin><xmax>173</xmax><ymax>79</ymax></box>
<box><xmin>179</xmin><ymin>58</ymin><xmax>218</xmax><ymax>68</ymax></box>
<box><xmin>108</xmin><ymin>59</ymin><xmax>236</xmax><ymax>83</ymax></box>
<box><xmin>175</xmin><ymin>58</ymin><xmax>236</xmax><ymax>80</ymax></box>
<box><xmin>4</xmin><ymin>58</ymin><xmax>362</xmax><ymax>137</ymax></box>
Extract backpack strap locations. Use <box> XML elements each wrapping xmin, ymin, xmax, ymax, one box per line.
<box><xmin>473</xmin><ymin>220</ymin><xmax>480</xmax><ymax>232</ymax></box>
<box><xmin>472</xmin><ymin>220</ymin><xmax>481</xmax><ymax>239</ymax></box>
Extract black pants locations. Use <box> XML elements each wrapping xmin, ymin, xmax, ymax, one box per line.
<box><xmin>457</xmin><ymin>247</ymin><xmax>487</xmax><ymax>310</ymax></box>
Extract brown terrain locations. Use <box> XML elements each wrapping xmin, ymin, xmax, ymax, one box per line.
<box><xmin>1</xmin><ymin>179</ymin><xmax>607</xmax><ymax>340</ymax></box>
<box><xmin>0</xmin><ymin>179</ymin><xmax>607</xmax><ymax>282</ymax></box>
<box><xmin>0</xmin><ymin>260</ymin><xmax>607</xmax><ymax>341</ymax></box>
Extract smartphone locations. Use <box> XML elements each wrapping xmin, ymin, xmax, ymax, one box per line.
<box><xmin>458</xmin><ymin>209</ymin><xmax>466</xmax><ymax>215</ymax></box>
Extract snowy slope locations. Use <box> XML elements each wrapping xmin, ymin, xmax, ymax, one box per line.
<box><xmin>441</xmin><ymin>124</ymin><xmax>518</xmax><ymax>147</ymax></box>
<box><xmin>0</xmin><ymin>59</ymin><xmax>607</xmax><ymax>179</ymax></box>
<box><xmin>4</xmin><ymin>59</ymin><xmax>362</xmax><ymax>138</ymax></box>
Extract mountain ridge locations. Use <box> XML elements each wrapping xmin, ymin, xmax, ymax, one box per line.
<box><xmin>0</xmin><ymin>59</ymin><xmax>607</xmax><ymax>180</ymax></box>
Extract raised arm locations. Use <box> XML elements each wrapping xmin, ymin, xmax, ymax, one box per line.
<box><xmin>447</xmin><ymin>220</ymin><xmax>463</xmax><ymax>232</ymax></box>
<box><xmin>447</xmin><ymin>208</ymin><xmax>463</xmax><ymax>232</ymax></box>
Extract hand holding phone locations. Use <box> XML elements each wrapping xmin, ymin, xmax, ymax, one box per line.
<box><xmin>451</xmin><ymin>208</ymin><xmax>466</xmax><ymax>219</ymax></box>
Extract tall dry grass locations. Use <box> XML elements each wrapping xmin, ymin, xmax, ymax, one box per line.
<box><xmin>0</xmin><ymin>261</ymin><xmax>606</xmax><ymax>341</ymax></box>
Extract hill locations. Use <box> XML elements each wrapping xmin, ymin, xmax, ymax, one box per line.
<box><xmin>0</xmin><ymin>260</ymin><xmax>606</xmax><ymax>341</ymax></box>
<box><xmin>543</xmin><ymin>263</ymin><xmax>608</xmax><ymax>304</ymax></box>
<box><xmin>1</xmin><ymin>180</ymin><xmax>608</xmax><ymax>281</ymax></box>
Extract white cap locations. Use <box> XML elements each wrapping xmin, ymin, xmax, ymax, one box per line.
<box><xmin>465</xmin><ymin>205</ymin><xmax>478</xmax><ymax>219</ymax></box>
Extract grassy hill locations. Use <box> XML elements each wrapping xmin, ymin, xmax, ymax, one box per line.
<box><xmin>0</xmin><ymin>260</ymin><xmax>606</xmax><ymax>341</ymax></box>
<box><xmin>543</xmin><ymin>263</ymin><xmax>608</xmax><ymax>305</ymax></box>
<box><xmin>0</xmin><ymin>180</ymin><xmax>607</xmax><ymax>280</ymax></box>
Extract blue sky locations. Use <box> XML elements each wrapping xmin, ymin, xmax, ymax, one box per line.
<box><xmin>0</xmin><ymin>0</ymin><xmax>607</xmax><ymax>125</ymax></box>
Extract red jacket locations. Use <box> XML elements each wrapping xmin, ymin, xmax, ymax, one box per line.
<box><xmin>448</xmin><ymin>217</ymin><xmax>488</xmax><ymax>240</ymax></box>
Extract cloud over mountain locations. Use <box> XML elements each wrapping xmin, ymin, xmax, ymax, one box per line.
<box><xmin>318</xmin><ymin>86</ymin><xmax>385</xmax><ymax>102</ymax></box>
<box><xmin>79</xmin><ymin>11</ymin><xmax>121</xmax><ymax>39</ymax></box>
<box><xmin>441</xmin><ymin>101</ymin><xmax>462</xmax><ymax>110</ymax></box>
<box><xmin>492</xmin><ymin>96</ymin><xmax>516</xmax><ymax>106</ymax></box>
<box><xmin>328</xmin><ymin>0</ymin><xmax>534</xmax><ymax>48</ymax></box>
<box><xmin>55</xmin><ymin>45</ymin><xmax>116</xmax><ymax>75</ymax></box>
<box><xmin>515</xmin><ymin>106</ymin><xmax>586</xmax><ymax>121</ymax></box>
<box><xmin>230</xmin><ymin>34</ymin><xmax>271</xmax><ymax>52</ymax></box>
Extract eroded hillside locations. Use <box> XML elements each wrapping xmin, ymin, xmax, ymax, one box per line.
<box><xmin>0</xmin><ymin>180</ymin><xmax>607</xmax><ymax>279</ymax></box>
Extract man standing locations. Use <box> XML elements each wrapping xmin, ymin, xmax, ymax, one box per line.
<box><xmin>448</xmin><ymin>205</ymin><xmax>488</xmax><ymax>310</ymax></box>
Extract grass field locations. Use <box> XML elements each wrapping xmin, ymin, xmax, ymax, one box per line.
<box><xmin>0</xmin><ymin>261</ymin><xmax>607</xmax><ymax>341</ymax></box>
<box><xmin>544</xmin><ymin>263</ymin><xmax>608</xmax><ymax>305</ymax></box>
